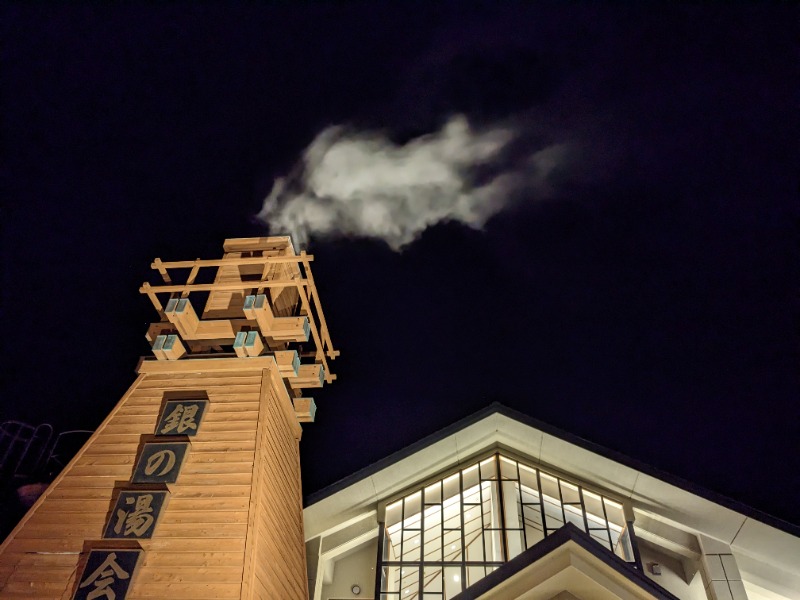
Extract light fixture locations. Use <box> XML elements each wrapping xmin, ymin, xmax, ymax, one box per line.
<box><xmin>453</xmin><ymin>574</ymin><xmax>460</xmax><ymax>582</ymax></box>
<box><xmin>351</xmin><ymin>584</ymin><xmax>361</xmax><ymax>595</ymax></box>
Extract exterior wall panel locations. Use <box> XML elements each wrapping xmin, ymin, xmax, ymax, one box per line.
<box><xmin>0</xmin><ymin>358</ymin><xmax>308</xmax><ymax>600</ymax></box>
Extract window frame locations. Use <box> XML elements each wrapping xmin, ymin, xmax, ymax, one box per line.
<box><xmin>374</xmin><ymin>452</ymin><xmax>639</xmax><ymax>600</ymax></box>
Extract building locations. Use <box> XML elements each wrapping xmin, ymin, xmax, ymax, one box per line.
<box><xmin>303</xmin><ymin>405</ymin><xmax>800</xmax><ymax>600</ymax></box>
<box><xmin>0</xmin><ymin>237</ymin><xmax>338</xmax><ymax>599</ymax></box>
<box><xmin>0</xmin><ymin>237</ymin><xmax>797</xmax><ymax>600</ymax></box>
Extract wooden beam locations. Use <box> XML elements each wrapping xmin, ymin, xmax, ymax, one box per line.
<box><xmin>181</xmin><ymin>258</ymin><xmax>202</xmax><ymax>298</ymax></box>
<box><xmin>273</xmin><ymin>350</ymin><xmax>300</xmax><ymax>377</ymax></box>
<box><xmin>255</xmin><ymin>260</ymin><xmax>274</xmax><ymax>296</ymax></box>
<box><xmin>162</xmin><ymin>334</ymin><xmax>186</xmax><ymax>360</ymax></box>
<box><xmin>153</xmin><ymin>256</ymin><xmax>313</xmax><ymax>270</ymax></box>
<box><xmin>244</xmin><ymin>294</ymin><xmax>275</xmax><ymax>331</ymax></box>
<box><xmin>289</xmin><ymin>364</ymin><xmax>325</xmax><ymax>389</ymax></box>
<box><xmin>295</xmin><ymin>284</ymin><xmax>336</xmax><ymax>381</ymax></box>
<box><xmin>141</xmin><ymin>282</ymin><xmax>164</xmax><ymax>313</ymax></box>
<box><xmin>191</xmin><ymin>319</ymin><xmax>236</xmax><ymax>341</ymax></box>
<box><xmin>233</xmin><ymin>331</ymin><xmax>248</xmax><ymax>359</ymax></box>
<box><xmin>265</xmin><ymin>317</ymin><xmax>309</xmax><ymax>342</ymax></box>
<box><xmin>139</xmin><ymin>280</ymin><xmax>309</xmax><ymax>294</ymax></box>
<box><xmin>152</xmin><ymin>335</ymin><xmax>168</xmax><ymax>360</ymax></box>
<box><xmin>300</xmin><ymin>253</ymin><xmax>339</xmax><ymax>359</ymax></box>
<box><xmin>293</xmin><ymin>398</ymin><xmax>316</xmax><ymax>423</ymax></box>
<box><xmin>222</xmin><ymin>236</ymin><xmax>293</xmax><ymax>253</ymax></box>
<box><xmin>153</xmin><ymin>258</ymin><xmax>172</xmax><ymax>283</ymax></box>
<box><xmin>145</xmin><ymin>321</ymin><xmax>176</xmax><ymax>343</ymax></box>
<box><xmin>243</xmin><ymin>331</ymin><xmax>265</xmax><ymax>357</ymax></box>
<box><xmin>175</xmin><ymin>298</ymin><xmax>200</xmax><ymax>333</ymax></box>
<box><xmin>164</xmin><ymin>299</ymin><xmax>193</xmax><ymax>339</ymax></box>
<box><xmin>137</xmin><ymin>356</ymin><xmax>279</xmax><ymax>374</ymax></box>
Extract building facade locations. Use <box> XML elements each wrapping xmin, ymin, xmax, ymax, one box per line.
<box><xmin>303</xmin><ymin>405</ymin><xmax>800</xmax><ymax>600</ymax></box>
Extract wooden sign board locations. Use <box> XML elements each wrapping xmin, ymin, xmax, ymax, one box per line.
<box><xmin>132</xmin><ymin>441</ymin><xmax>190</xmax><ymax>484</ymax></box>
<box><xmin>73</xmin><ymin>549</ymin><xmax>142</xmax><ymax>600</ymax></box>
<box><xmin>154</xmin><ymin>399</ymin><xmax>209</xmax><ymax>436</ymax></box>
<box><xmin>103</xmin><ymin>490</ymin><xmax>169</xmax><ymax>539</ymax></box>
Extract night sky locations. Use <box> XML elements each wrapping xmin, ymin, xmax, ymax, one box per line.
<box><xmin>3</xmin><ymin>4</ymin><xmax>797</xmax><ymax>527</ymax></box>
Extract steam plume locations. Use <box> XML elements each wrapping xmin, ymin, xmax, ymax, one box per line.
<box><xmin>258</xmin><ymin>115</ymin><xmax>567</xmax><ymax>250</ymax></box>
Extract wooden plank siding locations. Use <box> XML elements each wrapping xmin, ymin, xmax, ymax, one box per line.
<box><xmin>0</xmin><ymin>357</ymin><xmax>308</xmax><ymax>600</ymax></box>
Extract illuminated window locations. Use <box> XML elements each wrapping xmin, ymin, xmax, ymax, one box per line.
<box><xmin>377</xmin><ymin>454</ymin><xmax>636</xmax><ymax>599</ymax></box>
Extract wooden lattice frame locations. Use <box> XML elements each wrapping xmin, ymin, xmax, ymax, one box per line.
<box><xmin>138</xmin><ymin>238</ymin><xmax>338</xmax><ymax>383</ymax></box>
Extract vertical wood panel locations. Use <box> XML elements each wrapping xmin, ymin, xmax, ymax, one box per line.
<box><xmin>240</xmin><ymin>364</ymin><xmax>308</xmax><ymax>599</ymax></box>
<box><xmin>0</xmin><ymin>357</ymin><xmax>308</xmax><ymax>600</ymax></box>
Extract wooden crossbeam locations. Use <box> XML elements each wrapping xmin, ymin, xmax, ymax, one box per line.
<box><xmin>181</xmin><ymin>258</ymin><xmax>202</xmax><ymax>298</ymax></box>
<box><xmin>222</xmin><ymin>236</ymin><xmax>293</xmax><ymax>253</ymax></box>
<box><xmin>301</xmin><ymin>253</ymin><xmax>338</xmax><ymax>359</ymax></box>
<box><xmin>152</xmin><ymin>258</ymin><xmax>172</xmax><ymax>283</ymax></box>
<box><xmin>151</xmin><ymin>255</ymin><xmax>314</xmax><ymax>270</ymax></box>
<box><xmin>296</xmin><ymin>284</ymin><xmax>327</xmax><ymax>368</ymax></box>
<box><xmin>140</xmin><ymin>280</ymin><xmax>309</xmax><ymax>294</ymax></box>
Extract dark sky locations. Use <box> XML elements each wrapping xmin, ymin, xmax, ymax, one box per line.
<box><xmin>3</xmin><ymin>4</ymin><xmax>797</xmax><ymax>526</ymax></box>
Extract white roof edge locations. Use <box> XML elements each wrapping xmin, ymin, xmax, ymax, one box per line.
<box><xmin>303</xmin><ymin>407</ymin><xmax>800</xmax><ymax>583</ymax></box>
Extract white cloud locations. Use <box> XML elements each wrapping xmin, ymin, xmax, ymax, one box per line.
<box><xmin>258</xmin><ymin>115</ymin><xmax>567</xmax><ymax>250</ymax></box>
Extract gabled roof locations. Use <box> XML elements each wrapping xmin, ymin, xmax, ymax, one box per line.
<box><xmin>307</xmin><ymin>403</ymin><xmax>793</xmax><ymax>536</ymax></box>
<box><xmin>303</xmin><ymin>403</ymin><xmax>800</xmax><ymax>598</ymax></box>
<box><xmin>451</xmin><ymin>523</ymin><xmax>679</xmax><ymax>600</ymax></box>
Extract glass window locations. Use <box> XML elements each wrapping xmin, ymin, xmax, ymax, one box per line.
<box><xmin>443</xmin><ymin>566</ymin><xmax>462</xmax><ymax>599</ymax></box>
<box><xmin>462</xmin><ymin>465</ymin><xmax>479</xmax><ymax>492</ymax></box>
<box><xmin>424</xmin><ymin>505</ymin><xmax>443</xmax><ymax>561</ymax></box>
<box><xmin>484</xmin><ymin>528</ymin><xmax>503</xmax><ymax>562</ymax></box>
<box><xmin>400</xmin><ymin>565</ymin><xmax>419</xmax><ymax>597</ymax></box>
<box><xmin>377</xmin><ymin>453</ymin><xmax>637</xmax><ymax>598</ymax></box>
<box><xmin>425</xmin><ymin>482</ymin><xmax>442</xmax><ymax>504</ymax></box>
<box><xmin>499</xmin><ymin>456</ymin><xmax>518</xmax><ymax>480</ymax></box>
<box><xmin>480</xmin><ymin>458</ymin><xmax>497</xmax><ymax>480</ymax></box>
<box><xmin>423</xmin><ymin>565</ymin><xmax>442</xmax><ymax>593</ymax></box>
<box><xmin>502</xmin><ymin>480</ymin><xmax>522</xmax><ymax>529</ymax></box>
<box><xmin>560</xmin><ymin>480</ymin><xmax>581</xmax><ymax>504</ymax></box>
<box><xmin>443</xmin><ymin>529</ymin><xmax>461</xmax><ymax>562</ymax></box>
<box><xmin>564</xmin><ymin>503</ymin><xmax>586</xmax><ymax>531</ymax></box>
<box><xmin>402</xmin><ymin>530</ymin><xmax>421</xmax><ymax>561</ymax></box>
<box><xmin>404</xmin><ymin>492</ymin><xmax>422</xmax><ymax>527</ymax></box>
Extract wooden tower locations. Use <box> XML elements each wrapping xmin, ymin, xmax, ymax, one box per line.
<box><xmin>0</xmin><ymin>237</ymin><xmax>338</xmax><ymax>600</ymax></box>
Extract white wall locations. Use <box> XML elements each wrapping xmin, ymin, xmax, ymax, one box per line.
<box><xmin>321</xmin><ymin>539</ymin><xmax>378</xmax><ymax>600</ymax></box>
<box><xmin>638</xmin><ymin>541</ymin><xmax>707</xmax><ymax>600</ymax></box>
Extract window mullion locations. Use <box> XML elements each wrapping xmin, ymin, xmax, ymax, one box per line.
<box><xmin>556</xmin><ymin>478</ymin><xmax>567</xmax><ymax>527</ymax></box>
<box><xmin>600</xmin><ymin>496</ymin><xmax>614</xmax><ymax>549</ymax></box>
<box><xmin>459</xmin><ymin>469</ymin><xmax>466</xmax><ymax>595</ymax></box>
<box><xmin>514</xmin><ymin>458</ymin><xmax>527</xmax><ymax>551</ymax></box>
<box><xmin>536</xmin><ymin>469</ymin><xmax>547</xmax><ymax>534</ymax></box>
<box><xmin>494</xmin><ymin>454</ymin><xmax>509</xmax><ymax>562</ymax></box>
<box><xmin>578</xmin><ymin>486</ymin><xmax>590</xmax><ymax>533</ymax></box>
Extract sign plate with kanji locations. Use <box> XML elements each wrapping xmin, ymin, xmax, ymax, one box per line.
<box><xmin>155</xmin><ymin>399</ymin><xmax>208</xmax><ymax>437</ymax></box>
<box><xmin>132</xmin><ymin>441</ymin><xmax>189</xmax><ymax>484</ymax></box>
<box><xmin>73</xmin><ymin>549</ymin><xmax>141</xmax><ymax>600</ymax></box>
<box><xmin>103</xmin><ymin>490</ymin><xmax>169</xmax><ymax>539</ymax></box>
